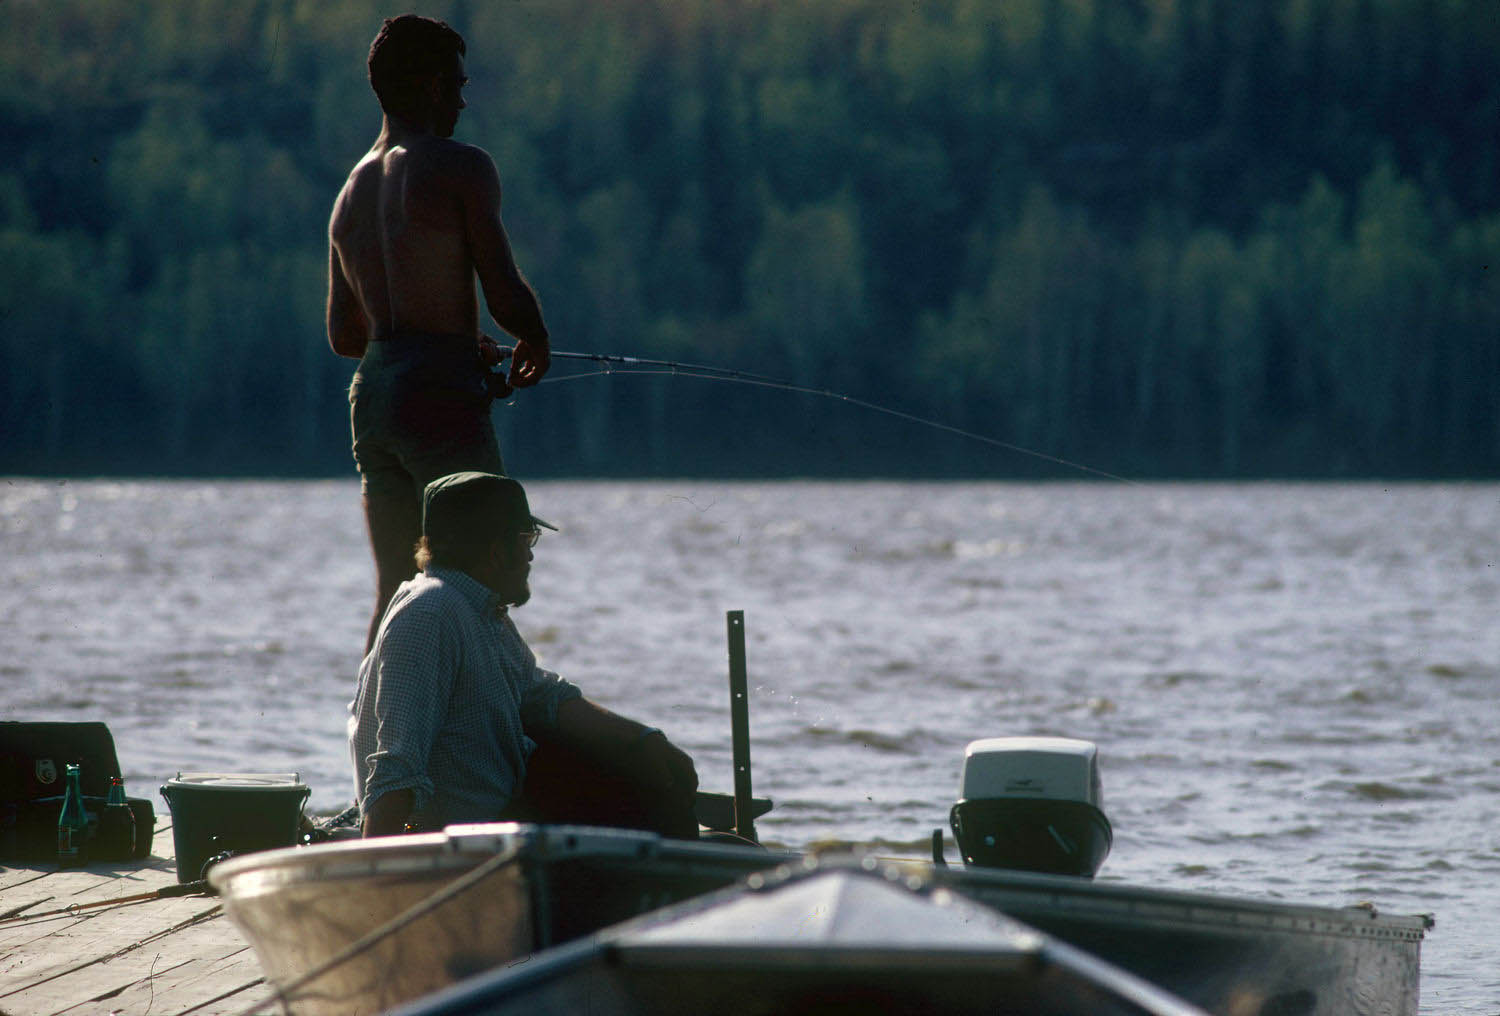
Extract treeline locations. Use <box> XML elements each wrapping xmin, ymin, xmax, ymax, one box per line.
<box><xmin>2</xmin><ymin>0</ymin><xmax>1497</xmax><ymax>478</ymax></box>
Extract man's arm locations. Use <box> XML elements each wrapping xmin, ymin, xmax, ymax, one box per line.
<box><xmin>355</xmin><ymin>608</ymin><xmax>456</xmax><ymax>837</ymax></box>
<box><xmin>461</xmin><ymin>149</ymin><xmax>550</xmax><ymax>387</ymax></box>
<box><xmin>553</xmin><ymin>697</ymin><xmax>699</xmax><ymax>821</ymax></box>
<box><xmin>362</xmin><ymin>788</ymin><xmax>414</xmax><ymax>837</ymax></box>
<box><xmin>327</xmin><ymin>241</ymin><xmax>369</xmax><ymax>359</ymax></box>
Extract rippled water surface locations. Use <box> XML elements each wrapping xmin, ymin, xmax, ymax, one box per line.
<box><xmin>3</xmin><ymin>478</ymin><xmax>1497</xmax><ymax>1012</ymax></box>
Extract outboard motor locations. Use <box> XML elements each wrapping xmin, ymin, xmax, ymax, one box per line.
<box><xmin>949</xmin><ymin>737</ymin><xmax>1113</xmax><ymax>878</ymax></box>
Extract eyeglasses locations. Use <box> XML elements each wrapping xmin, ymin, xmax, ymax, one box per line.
<box><xmin>518</xmin><ymin>528</ymin><xmax>541</xmax><ymax>548</ymax></box>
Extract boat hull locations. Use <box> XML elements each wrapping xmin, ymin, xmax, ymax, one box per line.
<box><xmin>209</xmin><ymin>824</ymin><xmax>793</xmax><ymax>1016</ymax></box>
<box><xmin>210</xmin><ymin>823</ymin><xmax>1429</xmax><ymax>1016</ymax></box>
<box><xmin>925</xmin><ymin>863</ymin><xmax>1429</xmax><ymax>1016</ymax></box>
<box><xmin>209</xmin><ymin>833</ymin><xmax>533</xmax><ymax>1016</ymax></box>
<box><xmin>390</xmin><ymin>865</ymin><xmax>1210</xmax><ymax>1016</ymax></box>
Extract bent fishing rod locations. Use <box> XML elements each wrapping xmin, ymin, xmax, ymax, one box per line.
<box><xmin>488</xmin><ymin>345</ymin><xmax>1136</xmax><ymax>485</ymax></box>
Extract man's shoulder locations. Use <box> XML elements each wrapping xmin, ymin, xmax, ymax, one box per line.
<box><xmin>373</xmin><ymin>575</ymin><xmax>471</xmax><ymax>651</ymax></box>
<box><xmin>392</xmin><ymin>570</ymin><xmax>459</xmax><ymax>606</ymax></box>
<box><xmin>391</xmin><ymin>570</ymin><xmax>490</xmax><ymax>621</ymax></box>
<box><xmin>425</xmin><ymin>138</ymin><xmax>499</xmax><ymax>184</ymax></box>
<box><xmin>330</xmin><ymin>150</ymin><xmax>383</xmax><ymax>226</ymax></box>
<box><xmin>339</xmin><ymin>145</ymin><xmax>387</xmax><ymax>186</ymax></box>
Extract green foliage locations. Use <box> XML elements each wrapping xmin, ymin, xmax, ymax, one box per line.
<box><xmin>1</xmin><ymin>0</ymin><xmax>1497</xmax><ymax>476</ymax></box>
<box><xmin>745</xmin><ymin>191</ymin><xmax>867</xmax><ymax>379</ymax></box>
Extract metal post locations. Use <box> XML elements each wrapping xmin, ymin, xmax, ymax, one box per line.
<box><xmin>726</xmin><ymin>610</ymin><xmax>756</xmax><ymax>842</ymax></box>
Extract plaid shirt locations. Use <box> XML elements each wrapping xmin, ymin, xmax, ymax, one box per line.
<box><xmin>348</xmin><ymin>567</ymin><xmax>581</xmax><ymax>827</ymax></box>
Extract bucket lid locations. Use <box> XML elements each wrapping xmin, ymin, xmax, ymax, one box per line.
<box><xmin>167</xmin><ymin>772</ymin><xmax>304</xmax><ymax>790</ymax></box>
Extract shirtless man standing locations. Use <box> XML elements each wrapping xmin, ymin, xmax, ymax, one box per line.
<box><xmin>327</xmin><ymin>15</ymin><xmax>551</xmax><ymax>652</ymax></box>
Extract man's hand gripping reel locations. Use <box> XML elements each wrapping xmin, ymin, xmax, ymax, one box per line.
<box><xmin>484</xmin><ymin>343</ymin><xmax>515</xmax><ymax>401</ymax></box>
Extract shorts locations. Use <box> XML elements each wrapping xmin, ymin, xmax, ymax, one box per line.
<box><xmin>349</xmin><ymin>332</ymin><xmax>504</xmax><ymax>502</ymax></box>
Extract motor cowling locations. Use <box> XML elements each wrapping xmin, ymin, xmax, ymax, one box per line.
<box><xmin>950</xmin><ymin>737</ymin><xmax>1113</xmax><ymax>878</ymax></box>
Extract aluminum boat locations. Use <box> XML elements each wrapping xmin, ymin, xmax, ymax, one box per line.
<box><xmin>388</xmin><ymin>861</ymin><xmax>1210</xmax><ymax>1016</ymax></box>
<box><xmin>210</xmin><ymin>820</ymin><xmax>1428</xmax><ymax>1016</ymax></box>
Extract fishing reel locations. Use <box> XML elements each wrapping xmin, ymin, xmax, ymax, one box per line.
<box><xmin>485</xmin><ymin>368</ymin><xmax>514</xmax><ymax>401</ymax></box>
<box><xmin>483</xmin><ymin>342</ymin><xmax>515</xmax><ymax>401</ymax></box>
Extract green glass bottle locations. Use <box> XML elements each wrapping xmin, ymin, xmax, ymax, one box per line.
<box><xmin>97</xmin><ymin>776</ymin><xmax>137</xmax><ymax>861</ymax></box>
<box><xmin>57</xmin><ymin>763</ymin><xmax>90</xmax><ymax>867</ymax></box>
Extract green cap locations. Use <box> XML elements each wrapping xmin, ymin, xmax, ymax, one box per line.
<box><xmin>421</xmin><ymin>472</ymin><xmax>556</xmax><ymax>543</ymax></box>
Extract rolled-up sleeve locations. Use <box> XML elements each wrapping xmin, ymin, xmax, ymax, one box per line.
<box><xmin>519</xmin><ymin>664</ymin><xmax>583</xmax><ymax>735</ymax></box>
<box><xmin>356</xmin><ymin>604</ymin><xmax>458</xmax><ymax>817</ymax></box>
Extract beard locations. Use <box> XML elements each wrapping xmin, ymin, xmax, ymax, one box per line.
<box><xmin>487</xmin><ymin>545</ymin><xmax>530</xmax><ymax>606</ymax></box>
<box><xmin>498</xmin><ymin>568</ymin><xmax>530</xmax><ymax>607</ymax></box>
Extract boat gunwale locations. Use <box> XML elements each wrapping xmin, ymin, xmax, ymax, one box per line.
<box><xmin>922</xmin><ymin>864</ymin><xmax>1432</xmax><ymax>942</ymax></box>
<box><xmin>209</xmin><ymin>822</ymin><xmax>1432</xmax><ymax>946</ymax></box>
<box><xmin>208</xmin><ymin>822</ymin><xmax>799</xmax><ymax>897</ymax></box>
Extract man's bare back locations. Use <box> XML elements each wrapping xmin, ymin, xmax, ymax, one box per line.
<box><xmin>330</xmin><ymin>137</ymin><xmax>485</xmax><ymax>345</ymax></box>
<box><xmin>326</xmin><ymin>57</ymin><xmax>550</xmax><ymax>375</ymax></box>
<box><xmin>330</xmin><ymin>21</ymin><xmax>551</xmax><ymax>653</ymax></box>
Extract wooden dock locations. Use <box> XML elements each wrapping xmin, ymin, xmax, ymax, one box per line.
<box><xmin>0</xmin><ymin>820</ymin><xmax>275</xmax><ymax>1016</ymax></box>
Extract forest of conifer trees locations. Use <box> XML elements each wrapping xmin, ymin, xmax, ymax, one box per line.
<box><xmin>2</xmin><ymin>0</ymin><xmax>1497</xmax><ymax>477</ymax></box>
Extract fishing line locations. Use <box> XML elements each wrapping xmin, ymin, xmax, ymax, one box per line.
<box><xmin>494</xmin><ymin>348</ymin><xmax>1137</xmax><ymax>485</ymax></box>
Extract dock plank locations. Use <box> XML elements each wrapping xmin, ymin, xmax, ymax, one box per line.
<box><xmin>19</xmin><ymin>954</ymin><xmax>204</xmax><ymax>1016</ymax></box>
<box><xmin>1</xmin><ymin>823</ymin><xmax>179</xmax><ymax>918</ymax></box>
<box><xmin>0</xmin><ymin>890</ymin><xmax>221</xmax><ymax>964</ymax></box>
<box><xmin>0</xmin><ymin>868</ymin><xmax>171</xmax><ymax>922</ymax></box>
<box><xmin>0</xmin><ymin>819</ymin><xmax>276</xmax><ymax>1016</ymax></box>
<box><xmin>0</xmin><ymin>898</ymin><xmax>223</xmax><ymax>995</ymax></box>
<box><xmin>1</xmin><ymin>826</ymin><xmax>186</xmax><ymax>951</ymax></box>
<box><xmin>57</xmin><ymin>947</ymin><xmax>268</xmax><ymax>1016</ymax></box>
<box><xmin>3</xmin><ymin>916</ymin><xmax>267</xmax><ymax>1016</ymax></box>
<box><xmin>0</xmin><ymin>869</ymin><xmax>56</xmax><ymax>896</ymax></box>
<box><xmin>176</xmin><ymin>975</ymin><xmax>272</xmax><ymax>1016</ymax></box>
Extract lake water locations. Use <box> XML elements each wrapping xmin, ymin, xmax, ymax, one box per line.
<box><xmin>2</xmin><ymin>478</ymin><xmax>1497</xmax><ymax>1012</ymax></box>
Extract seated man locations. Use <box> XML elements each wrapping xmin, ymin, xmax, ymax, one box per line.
<box><xmin>349</xmin><ymin>471</ymin><xmax>698</xmax><ymax>838</ymax></box>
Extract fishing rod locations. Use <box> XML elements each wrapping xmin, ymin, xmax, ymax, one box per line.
<box><xmin>489</xmin><ymin>346</ymin><xmax>1137</xmax><ymax>485</ymax></box>
<box><xmin>0</xmin><ymin>880</ymin><xmax>210</xmax><ymax>925</ymax></box>
<box><xmin>498</xmin><ymin>345</ymin><xmax>796</xmax><ymax>388</ymax></box>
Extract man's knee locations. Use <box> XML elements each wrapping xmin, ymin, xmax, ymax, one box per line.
<box><xmin>510</xmin><ymin>742</ymin><xmax>697</xmax><ymax>840</ymax></box>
